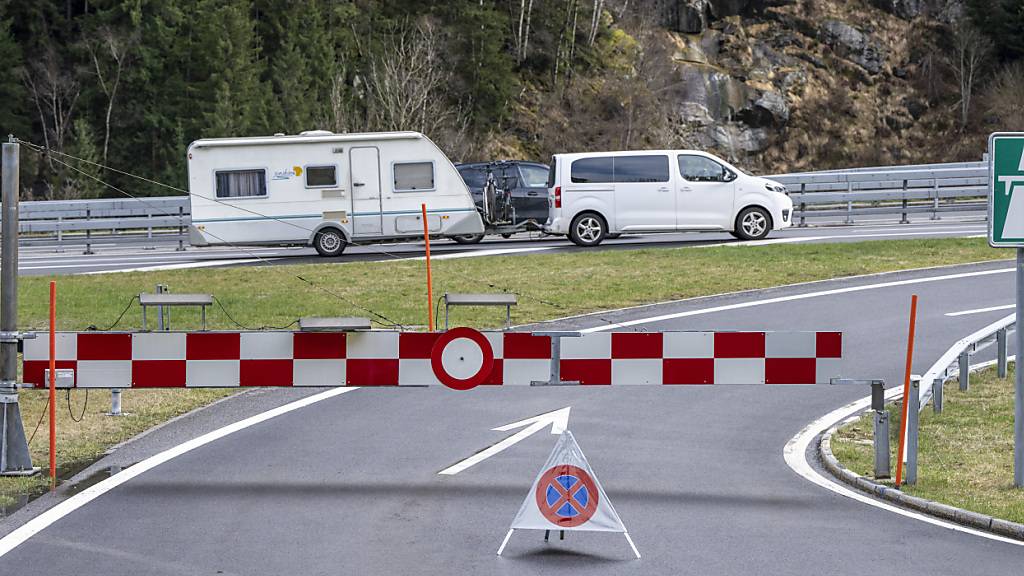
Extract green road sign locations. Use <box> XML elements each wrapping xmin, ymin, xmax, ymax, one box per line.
<box><xmin>989</xmin><ymin>132</ymin><xmax>1024</xmax><ymax>248</ymax></box>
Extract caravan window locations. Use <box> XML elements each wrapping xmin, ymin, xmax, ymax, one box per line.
<box><xmin>394</xmin><ymin>162</ymin><xmax>435</xmax><ymax>191</ymax></box>
<box><xmin>305</xmin><ymin>165</ymin><xmax>337</xmax><ymax>188</ymax></box>
<box><xmin>215</xmin><ymin>169</ymin><xmax>267</xmax><ymax>198</ymax></box>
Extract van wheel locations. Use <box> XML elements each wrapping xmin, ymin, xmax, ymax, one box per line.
<box><xmin>734</xmin><ymin>207</ymin><xmax>772</xmax><ymax>241</ymax></box>
<box><xmin>569</xmin><ymin>213</ymin><xmax>607</xmax><ymax>247</ymax></box>
<box><xmin>452</xmin><ymin>234</ymin><xmax>484</xmax><ymax>244</ymax></box>
<box><xmin>313</xmin><ymin>228</ymin><xmax>347</xmax><ymax>257</ymax></box>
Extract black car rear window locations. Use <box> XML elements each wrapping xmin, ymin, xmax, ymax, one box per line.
<box><xmin>458</xmin><ymin>167</ymin><xmax>487</xmax><ymax>188</ymax></box>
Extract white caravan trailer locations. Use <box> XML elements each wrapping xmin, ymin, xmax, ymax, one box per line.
<box><xmin>187</xmin><ymin>131</ymin><xmax>484</xmax><ymax>256</ymax></box>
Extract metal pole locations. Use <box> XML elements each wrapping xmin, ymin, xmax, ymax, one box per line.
<box><xmin>959</xmin><ymin>350</ymin><xmax>970</xmax><ymax>391</ymax></box>
<box><xmin>906</xmin><ymin>378</ymin><xmax>920</xmax><ymax>485</ymax></box>
<box><xmin>900</xmin><ymin>179</ymin><xmax>909</xmax><ymax>224</ymax></box>
<box><xmin>108</xmin><ymin>389</ymin><xmax>122</xmax><ymax>417</ymax></box>
<box><xmin>176</xmin><ymin>206</ymin><xmax>185</xmax><ymax>251</ymax></box>
<box><xmin>157</xmin><ymin>284</ymin><xmax>165</xmax><ymax>331</ymax></box>
<box><xmin>933</xmin><ymin>377</ymin><xmax>943</xmax><ymax>414</ymax></box>
<box><xmin>83</xmin><ymin>208</ymin><xmax>94</xmax><ymax>255</ymax></box>
<box><xmin>1015</xmin><ymin>248</ymin><xmax>1023</xmax><ymax>488</ymax></box>
<box><xmin>998</xmin><ymin>328</ymin><xmax>1008</xmax><ymax>379</ymax></box>
<box><xmin>871</xmin><ymin>381</ymin><xmax>890</xmax><ymax>479</ymax></box>
<box><xmin>0</xmin><ymin>137</ymin><xmax>33</xmax><ymax>474</ymax></box>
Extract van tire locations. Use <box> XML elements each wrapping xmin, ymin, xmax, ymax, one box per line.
<box><xmin>313</xmin><ymin>228</ymin><xmax>347</xmax><ymax>257</ymax></box>
<box><xmin>734</xmin><ymin>207</ymin><xmax>772</xmax><ymax>241</ymax></box>
<box><xmin>569</xmin><ymin>213</ymin><xmax>607</xmax><ymax>247</ymax></box>
<box><xmin>452</xmin><ymin>234</ymin><xmax>485</xmax><ymax>244</ymax></box>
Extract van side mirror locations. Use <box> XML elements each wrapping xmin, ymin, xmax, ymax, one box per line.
<box><xmin>723</xmin><ymin>169</ymin><xmax>736</xmax><ymax>182</ymax></box>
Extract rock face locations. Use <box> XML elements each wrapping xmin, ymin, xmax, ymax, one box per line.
<box><xmin>819</xmin><ymin>20</ymin><xmax>886</xmax><ymax>74</ymax></box>
<box><xmin>675</xmin><ymin>0</ymin><xmax>709</xmax><ymax>34</ymax></box>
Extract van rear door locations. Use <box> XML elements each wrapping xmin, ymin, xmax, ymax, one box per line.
<box><xmin>612</xmin><ymin>155</ymin><xmax>674</xmax><ymax>231</ymax></box>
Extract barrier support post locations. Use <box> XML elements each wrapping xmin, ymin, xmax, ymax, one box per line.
<box><xmin>0</xmin><ymin>136</ymin><xmax>33</xmax><ymax>475</ymax></box>
<box><xmin>959</xmin><ymin>350</ymin><xmax>970</xmax><ymax>391</ymax></box>
<box><xmin>83</xmin><ymin>208</ymin><xmax>94</xmax><ymax>255</ymax></box>
<box><xmin>895</xmin><ymin>294</ymin><xmax>918</xmax><ymax>488</ymax></box>
<box><xmin>421</xmin><ymin>204</ymin><xmax>434</xmax><ymax>331</ymax></box>
<box><xmin>900</xmin><ymin>179</ymin><xmax>909</xmax><ymax>224</ymax></box>
<box><xmin>998</xmin><ymin>328</ymin><xmax>1008</xmax><ymax>379</ymax></box>
<box><xmin>871</xmin><ymin>380</ymin><xmax>891</xmax><ymax>479</ymax></box>
<box><xmin>933</xmin><ymin>377</ymin><xmax>943</xmax><ymax>414</ymax></box>
<box><xmin>906</xmin><ymin>378</ymin><xmax>921</xmax><ymax>485</ymax></box>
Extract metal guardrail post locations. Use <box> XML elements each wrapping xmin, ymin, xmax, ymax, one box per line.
<box><xmin>55</xmin><ymin>216</ymin><xmax>63</xmax><ymax>253</ymax></box>
<box><xmin>177</xmin><ymin>206</ymin><xmax>185</xmax><ymax>251</ymax></box>
<box><xmin>900</xmin><ymin>179</ymin><xmax>909</xmax><ymax>224</ymax></box>
<box><xmin>959</xmin><ymin>350</ymin><xmax>970</xmax><ymax>391</ymax></box>
<box><xmin>845</xmin><ymin>182</ymin><xmax>854</xmax><ymax>224</ymax></box>
<box><xmin>931</xmin><ymin>180</ymin><xmax>941</xmax><ymax>220</ymax></box>
<box><xmin>906</xmin><ymin>378</ymin><xmax>921</xmax><ymax>485</ymax></box>
<box><xmin>83</xmin><ymin>208</ymin><xmax>94</xmax><ymax>255</ymax></box>
<box><xmin>144</xmin><ymin>209</ymin><xmax>155</xmax><ymax>251</ymax></box>
<box><xmin>798</xmin><ymin>183</ymin><xmax>807</xmax><ymax>227</ymax></box>
<box><xmin>932</xmin><ymin>377</ymin><xmax>943</xmax><ymax>413</ymax></box>
<box><xmin>998</xmin><ymin>328</ymin><xmax>1008</xmax><ymax>378</ymax></box>
<box><xmin>871</xmin><ymin>380</ymin><xmax>891</xmax><ymax>479</ymax></box>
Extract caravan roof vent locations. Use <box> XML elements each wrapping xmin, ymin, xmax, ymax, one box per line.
<box><xmin>299</xmin><ymin>130</ymin><xmax>334</xmax><ymax>137</ymax></box>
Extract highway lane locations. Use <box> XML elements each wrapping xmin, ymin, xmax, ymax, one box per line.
<box><xmin>14</xmin><ymin>216</ymin><xmax>988</xmax><ymax>275</ymax></box>
<box><xmin>0</xmin><ymin>260</ymin><xmax>1019</xmax><ymax>575</ymax></box>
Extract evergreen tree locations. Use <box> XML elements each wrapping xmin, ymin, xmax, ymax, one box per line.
<box><xmin>66</xmin><ymin>117</ymin><xmax>104</xmax><ymax>198</ymax></box>
<box><xmin>443</xmin><ymin>1</ymin><xmax>517</xmax><ymax>128</ymax></box>
<box><xmin>967</xmin><ymin>0</ymin><xmax>1024</xmax><ymax>62</ymax></box>
<box><xmin>0</xmin><ymin>11</ymin><xmax>28</xmax><ymax>138</ymax></box>
<box><xmin>200</xmin><ymin>0</ymin><xmax>269</xmax><ymax>137</ymax></box>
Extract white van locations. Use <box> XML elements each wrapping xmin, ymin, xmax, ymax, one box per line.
<box><xmin>544</xmin><ymin>150</ymin><xmax>793</xmax><ymax>245</ymax></box>
<box><xmin>187</xmin><ymin>130</ymin><xmax>484</xmax><ymax>256</ymax></box>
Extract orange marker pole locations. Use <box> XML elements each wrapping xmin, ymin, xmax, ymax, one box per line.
<box><xmin>894</xmin><ymin>294</ymin><xmax>918</xmax><ymax>487</ymax></box>
<box><xmin>422</xmin><ymin>204</ymin><xmax>434</xmax><ymax>331</ymax></box>
<box><xmin>49</xmin><ymin>280</ymin><xmax>56</xmax><ymax>489</ymax></box>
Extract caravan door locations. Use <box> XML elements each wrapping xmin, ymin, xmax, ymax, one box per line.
<box><xmin>350</xmin><ymin>147</ymin><xmax>383</xmax><ymax>235</ymax></box>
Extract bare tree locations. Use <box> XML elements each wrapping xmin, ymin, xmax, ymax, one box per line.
<box><xmin>365</xmin><ymin>22</ymin><xmax>458</xmax><ymax>137</ymax></box>
<box><xmin>588</xmin><ymin>0</ymin><xmax>605</xmax><ymax>46</ymax></box>
<box><xmin>513</xmin><ymin>0</ymin><xmax>535</xmax><ymax>63</ymax></box>
<box><xmin>950</xmin><ymin>22</ymin><xmax>992</xmax><ymax>131</ymax></box>
<box><xmin>23</xmin><ymin>46</ymin><xmax>80</xmax><ymax>158</ymax></box>
<box><xmin>85</xmin><ymin>25</ymin><xmax>138</xmax><ymax>164</ymax></box>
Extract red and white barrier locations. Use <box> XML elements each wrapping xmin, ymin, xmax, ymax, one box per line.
<box><xmin>22</xmin><ymin>329</ymin><xmax>842</xmax><ymax>389</ymax></box>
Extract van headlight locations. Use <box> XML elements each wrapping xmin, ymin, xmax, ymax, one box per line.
<box><xmin>765</xmin><ymin>183</ymin><xmax>787</xmax><ymax>194</ymax></box>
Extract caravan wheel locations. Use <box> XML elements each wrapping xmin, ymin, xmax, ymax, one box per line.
<box><xmin>313</xmin><ymin>228</ymin><xmax>347</xmax><ymax>257</ymax></box>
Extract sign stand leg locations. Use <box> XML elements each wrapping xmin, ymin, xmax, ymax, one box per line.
<box><xmin>624</xmin><ymin>532</ymin><xmax>641</xmax><ymax>559</ymax></box>
<box><xmin>1016</xmin><ymin>248</ymin><xmax>1023</xmax><ymax>488</ymax></box>
<box><xmin>496</xmin><ymin>529</ymin><xmax>514</xmax><ymax>556</ymax></box>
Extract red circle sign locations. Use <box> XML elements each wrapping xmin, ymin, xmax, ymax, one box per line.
<box><xmin>534</xmin><ymin>464</ymin><xmax>599</xmax><ymax>527</ymax></box>
<box><xmin>430</xmin><ymin>328</ymin><xmax>494</xmax><ymax>391</ymax></box>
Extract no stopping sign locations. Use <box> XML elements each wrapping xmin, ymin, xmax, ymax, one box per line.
<box><xmin>430</xmin><ymin>328</ymin><xmax>494</xmax><ymax>390</ymax></box>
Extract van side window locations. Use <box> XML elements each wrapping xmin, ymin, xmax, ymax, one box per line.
<box><xmin>215</xmin><ymin>169</ymin><xmax>267</xmax><ymax>198</ymax></box>
<box><xmin>394</xmin><ymin>162</ymin><xmax>435</xmax><ymax>191</ymax></box>
<box><xmin>614</xmin><ymin>155</ymin><xmax>669</xmax><ymax>183</ymax></box>
<box><xmin>571</xmin><ymin>157</ymin><xmax>613</xmax><ymax>183</ymax></box>
<box><xmin>678</xmin><ymin>155</ymin><xmax>733</xmax><ymax>183</ymax></box>
<box><xmin>305</xmin><ymin>165</ymin><xmax>337</xmax><ymax>188</ymax></box>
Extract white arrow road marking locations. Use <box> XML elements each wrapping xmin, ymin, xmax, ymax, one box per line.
<box><xmin>438</xmin><ymin>406</ymin><xmax>571</xmax><ymax>476</ymax></box>
<box><xmin>945</xmin><ymin>304</ymin><xmax>1015</xmax><ymax>317</ymax></box>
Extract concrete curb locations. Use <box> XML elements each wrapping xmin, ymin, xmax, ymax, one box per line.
<box><xmin>818</xmin><ymin>426</ymin><xmax>1024</xmax><ymax>541</ymax></box>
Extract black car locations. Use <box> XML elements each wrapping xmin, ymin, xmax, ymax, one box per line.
<box><xmin>455</xmin><ymin>160</ymin><xmax>550</xmax><ymax>230</ymax></box>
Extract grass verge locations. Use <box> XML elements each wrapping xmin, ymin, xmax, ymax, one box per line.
<box><xmin>832</xmin><ymin>365</ymin><xmax>1024</xmax><ymax>524</ymax></box>
<box><xmin>0</xmin><ymin>237</ymin><xmax>1009</xmax><ymax>510</ymax></box>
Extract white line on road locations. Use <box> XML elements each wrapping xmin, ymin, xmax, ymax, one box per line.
<box><xmin>408</xmin><ymin>246</ymin><xmax>558</xmax><ymax>260</ymax></box>
<box><xmin>945</xmin><ymin>304</ymin><xmax>1016</xmax><ymax>317</ymax></box>
<box><xmin>581</xmin><ymin>266</ymin><xmax>1015</xmax><ymax>332</ymax></box>
<box><xmin>438</xmin><ymin>407</ymin><xmax>571</xmax><ymax>475</ymax></box>
<box><xmin>82</xmin><ymin>258</ymin><xmax>271</xmax><ymax>274</ymax></box>
<box><xmin>0</xmin><ymin>387</ymin><xmax>361</xmax><ymax>560</ymax></box>
<box><xmin>783</xmin><ymin>387</ymin><xmax>1024</xmax><ymax>547</ymax></box>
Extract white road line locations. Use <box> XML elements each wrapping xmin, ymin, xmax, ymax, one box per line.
<box><xmin>0</xmin><ymin>387</ymin><xmax>360</xmax><ymax>559</ymax></box>
<box><xmin>945</xmin><ymin>304</ymin><xmax>1016</xmax><ymax>317</ymax></box>
<box><xmin>407</xmin><ymin>246</ymin><xmax>558</xmax><ymax>260</ymax></box>
<box><xmin>82</xmin><ymin>258</ymin><xmax>270</xmax><ymax>274</ymax></box>
<box><xmin>783</xmin><ymin>387</ymin><xmax>1024</xmax><ymax>547</ymax></box>
<box><xmin>580</xmin><ymin>267</ymin><xmax>1015</xmax><ymax>333</ymax></box>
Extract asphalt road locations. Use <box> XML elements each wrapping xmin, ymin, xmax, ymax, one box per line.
<box><xmin>1</xmin><ymin>259</ymin><xmax>1020</xmax><ymax>574</ymax></box>
<box><xmin>15</xmin><ymin>214</ymin><xmax>988</xmax><ymax>275</ymax></box>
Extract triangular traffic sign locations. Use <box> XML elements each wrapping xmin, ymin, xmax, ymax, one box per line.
<box><xmin>497</xmin><ymin>430</ymin><xmax>640</xmax><ymax>558</ymax></box>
